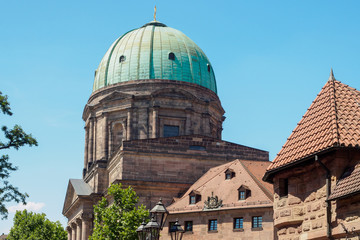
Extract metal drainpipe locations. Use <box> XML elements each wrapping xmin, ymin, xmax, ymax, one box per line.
<box><xmin>315</xmin><ymin>155</ymin><xmax>333</xmax><ymax>239</ymax></box>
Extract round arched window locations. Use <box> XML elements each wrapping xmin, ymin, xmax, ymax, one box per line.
<box><xmin>168</xmin><ymin>52</ymin><xmax>175</xmax><ymax>61</ymax></box>
<box><xmin>119</xmin><ymin>55</ymin><xmax>126</xmax><ymax>63</ymax></box>
<box><xmin>207</xmin><ymin>64</ymin><xmax>211</xmax><ymax>72</ymax></box>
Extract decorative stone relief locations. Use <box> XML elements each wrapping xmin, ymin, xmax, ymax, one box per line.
<box><xmin>203</xmin><ymin>192</ymin><xmax>222</xmax><ymax>210</ymax></box>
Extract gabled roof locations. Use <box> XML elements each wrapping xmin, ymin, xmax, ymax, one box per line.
<box><xmin>167</xmin><ymin>159</ymin><xmax>273</xmax><ymax>213</ymax></box>
<box><xmin>328</xmin><ymin>163</ymin><xmax>360</xmax><ymax>200</ymax></box>
<box><xmin>266</xmin><ymin>72</ymin><xmax>360</xmax><ymax>174</ymax></box>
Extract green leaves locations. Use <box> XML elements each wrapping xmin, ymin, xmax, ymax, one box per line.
<box><xmin>0</xmin><ymin>91</ymin><xmax>38</xmax><ymax>219</ymax></box>
<box><xmin>90</xmin><ymin>183</ymin><xmax>149</xmax><ymax>240</ymax></box>
<box><xmin>8</xmin><ymin>210</ymin><xmax>67</xmax><ymax>240</ymax></box>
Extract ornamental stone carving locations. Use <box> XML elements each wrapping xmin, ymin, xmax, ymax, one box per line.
<box><xmin>204</xmin><ymin>192</ymin><xmax>222</xmax><ymax>210</ymax></box>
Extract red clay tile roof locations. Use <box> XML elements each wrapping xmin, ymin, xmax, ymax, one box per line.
<box><xmin>267</xmin><ymin>78</ymin><xmax>360</xmax><ymax>172</ymax></box>
<box><xmin>328</xmin><ymin>163</ymin><xmax>360</xmax><ymax>200</ymax></box>
<box><xmin>167</xmin><ymin>159</ymin><xmax>273</xmax><ymax>213</ymax></box>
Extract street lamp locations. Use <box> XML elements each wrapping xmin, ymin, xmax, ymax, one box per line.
<box><xmin>150</xmin><ymin>198</ymin><xmax>168</xmax><ymax>230</ymax></box>
<box><xmin>136</xmin><ymin>220</ymin><xmax>147</xmax><ymax>240</ymax></box>
<box><xmin>169</xmin><ymin>219</ymin><xmax>184</xmax><ymax>240</ymax></box>
<box><xmin>137</xmin><ymin>198</ymin><xmax>170</xmax><ymax>240</ymax></box>
<box><xmin>144</xmin><ymin>216</ymin><xmax>160</xmax><ymax>240</ymax></box>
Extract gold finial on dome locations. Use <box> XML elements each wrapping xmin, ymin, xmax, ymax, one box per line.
<box><xmin>154</xmin><ymin>5</ymin><xmax>157</xmax><ymax>21</ymax></box>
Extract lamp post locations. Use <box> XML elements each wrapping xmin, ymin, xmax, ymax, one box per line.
<box><xmin>169</xmin><ymin>219</ymin><xmax>184</xmax><ymax>240</ymax></box>
<box><xmin>137</xmin><ymin>198</ymin><xmax>173</xmax><ymax>240</ymax></box>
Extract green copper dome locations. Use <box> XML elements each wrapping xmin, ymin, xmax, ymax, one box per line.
<box><xmin>93</xmin><ymin>21</ymin><xmax>217</xmax><ymax>94</ymax></box>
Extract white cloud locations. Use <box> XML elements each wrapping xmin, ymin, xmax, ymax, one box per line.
<box><xmin>8</xmin><ymin>202</ymin><xmax>45</xmax><ymax>213</ymax></box>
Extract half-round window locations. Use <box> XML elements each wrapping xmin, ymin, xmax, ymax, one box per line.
<box><xmin>119</xmin><ymin>55</ymin><xmax>126</xmax><ymax>63</ymax></box>
<box><xmin>168</xmin><ymin>52</ymin><xmax>175</xmax><ymax>60</ymax></box>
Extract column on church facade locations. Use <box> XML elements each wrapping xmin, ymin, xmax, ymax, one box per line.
<box><xmin>71</xmin><ymin>223</ymin><xmax>77</xmax><ymax>240</ymax></box>
<box><xmin>76</xmin><ymin>218</ymin><xmax>82</xmax><ymax>240</ymax></box>
<box><xmin>81</xmin><ymin>216</ymin><xmax>91</xmax><ymax>240</ymax></box>
<box><xmin>66</xmin><ymin>226</ymin><xmax>72</xmax><ymax>240</ymax></box>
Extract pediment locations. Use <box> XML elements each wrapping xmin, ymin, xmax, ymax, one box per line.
<box><xmin>99</xmin><ymin>91</ymin><xmax>132</xmax><ymax>103</ymax></box>
<box><xmin>62</xmin><ymin>179</ymin><xmax>93</xmax><ymax>215</ymax></box>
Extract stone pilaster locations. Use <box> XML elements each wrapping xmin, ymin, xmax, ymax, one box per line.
<box><xmin>185</xmin><ymin>108</ymin><xmax>193</xmax><ymax>135</ymax></box>
<box><xmin>126</xmin><ymin>108</ymin><xmax>132</xmax><ymax>140</ymax></box>
<box><xmin>103</xmin><ymin>114</ymin><xmax>108</xmax><ymax>160</ymax></box>
<box><xmin>88</xmin><ymin>118</ymin><xmax>94</xmax><ymax>163</ymax></box>
<box><xmin>151</xmin><ymin>106</ymin><xmax>159</xmax><ymax>138</ymax></box>
<box><xmin>84</xmin><ymin>126</ymin><xmax>88</xmax><ymax>169</ymax></box>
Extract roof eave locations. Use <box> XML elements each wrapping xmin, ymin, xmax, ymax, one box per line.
<box><xmin>263</xmin><ymin>147</ymin><xmax>338</xmax><ymax>183</ymax></box>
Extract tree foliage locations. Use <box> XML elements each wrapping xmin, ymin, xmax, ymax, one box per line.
<box><xmin>0</xmin><ymin>91</ymin><xmax>37</xmax><ymax>219</ymax></box>
<box><xmin>8</xmin><ymin>210</ymin><xmax>67</xmax><ymax>240</ymax></box>
<box><xmin>90</xmin><ymin>183</ymin><xmax>149</xmax><ymax>240</ymax></box>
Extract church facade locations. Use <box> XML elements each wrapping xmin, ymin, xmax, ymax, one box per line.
<box><xmin>62</xmin><ymin>20</ymin><xmax>272</xmax><ymax>239</ymax></box>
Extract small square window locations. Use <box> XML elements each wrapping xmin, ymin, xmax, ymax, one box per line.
<box><xmin>208</xmin><ymin>219</ymin><xmax>217</xmax><ymax>231</ymax></box>
<box><xmin>239</xmin><ymin>191</ymin><xmax>246</xmax><ymax>200</ymax></box>
<box><xmin>184</xmin><ymin>221</ymin><xmax>193</xmax><ymax>232</ymax></box>
<box><xmin>225</xmin><ymin>173</ymin><xmax>231</xmax><ymax>179</ymax></box>
<box><xmin>252</xmin><ymin>216</ymin><xmax>262</xmax><ymax>228</ymax></box>
<box><xmin>233</xmin><ymin>217</ymin><xmax>243</xmax><ymax>229</ymax></box>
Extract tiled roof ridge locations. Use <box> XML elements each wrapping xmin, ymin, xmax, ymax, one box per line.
<box><xmin>331</xmin><ymin>80</ymin><xmax>341</xmax><ymax>147</ymax></box>
<box><xmin>239</xmin><ymin>161</ymin><xmax>273</xmax><ymax>201</ymax></box>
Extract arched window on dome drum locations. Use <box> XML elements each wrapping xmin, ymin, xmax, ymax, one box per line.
<box><xmin>119</xmin><ymin>55</ymin><xmax>126</xmax><ymax>63</ymax></box>
<box><xmin>111</xmin><ymin>123</ymin><xmax>123</xmax><ymax>154</ymax></box>
<box><xmin>168</xmin><ymin>52</ymin><xmax>175</xmax><ymax>61</ymax></box>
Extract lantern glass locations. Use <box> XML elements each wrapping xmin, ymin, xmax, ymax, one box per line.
<box><xmin>136</xmin><ymin>221</ymin><xmax>147</xmax><ymax>240</ymax></box>
<box><xmin>144</xmin><ymin>217</ymin><xmax>160</xmax><ymax>240</ymax></box>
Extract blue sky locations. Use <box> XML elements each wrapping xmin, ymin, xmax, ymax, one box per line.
<box><xmin>1</xmin><ymin>0</ymin><xmax>360</xmax><ymax>233</ymax></box>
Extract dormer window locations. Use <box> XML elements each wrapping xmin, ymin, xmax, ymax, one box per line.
<box><xmin>189</xmin><ymin>190</ymin><xmax>201</xmax><ymax>205</ymax></box>
<box><xmin>238</xmin><ymin>185</ymin><xmax>251</xmax><ymax>200</ymax></box>
<box><xmin>225</xmin><ymin>169</ymin><xmax>235</xmax><ymax>180</ymax></box>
